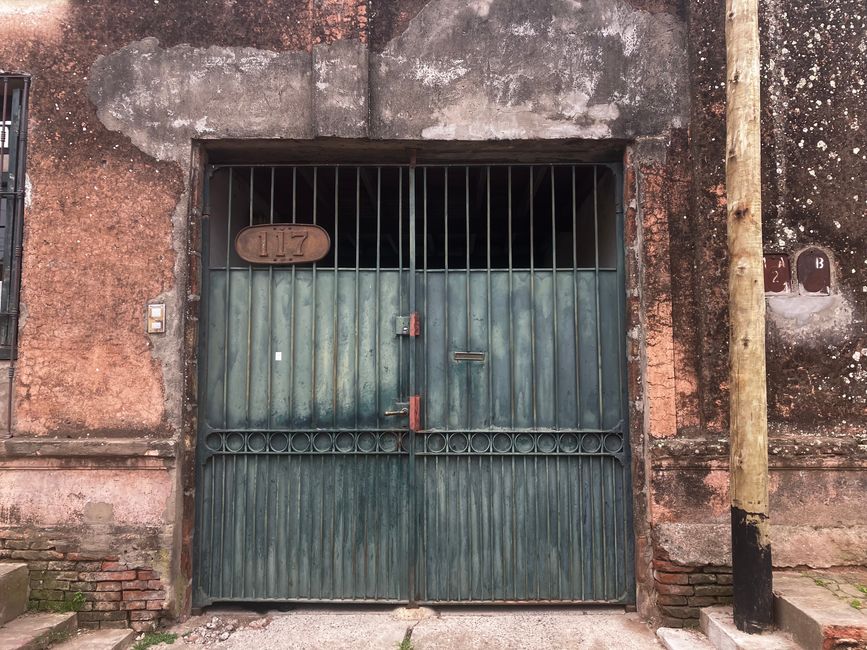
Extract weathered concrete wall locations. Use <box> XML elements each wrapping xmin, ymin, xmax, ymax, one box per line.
<box><xmin>639</xmin><ymin>0</ymin><xmax>867</xmax><ymax>627</ymax></box>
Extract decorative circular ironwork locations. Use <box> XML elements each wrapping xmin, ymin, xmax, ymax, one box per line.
<box><xmin>356</xmin><ymin>431</ymin><xmax>377</xmax><ymax>452</ymax></box>
<box><xmin>537</xmin><ymin>433</ymin><xmax>557</xmax><ymax>453</ymax></box>
<box><xmin>604</xmin><ymin>433</ymin><xmax>623</xmax><ymax>454</ymax></box>
<box><xmin>226</xmin><ymin>432</ymin><xmax>245</xmax><ymax>452</ymax></box>
<box><xmin>247</xmin><ymin>432</ymin><xmax>267</xmax><ymax>453</ymax></box>
<box><xmin>203</xmin><ymin>430</ymin><xmax>623</xmax><ymax>457</ymax></box>
<box><xmin>514</xmin><ymin>433</ymin><xmax>535</xmax><ymax>453</ymax></box>
<box><xmin>335</xmin><ymin>432</ymin><xmax>355</xmax><ymax>453</ymax></box>
<box><xmin>312</xmin><ymin>432</ymin><xmax>332</xmax><ymax>452</ymax></box>
<box><xmin>379</xmin><ymin>432</ymin><xmax>400</xmax><ymax>453</ymax></box>
<box><xmin>470</xmin><ymin>433</ymin><xmax>491</xmax><ymax>453</ymax></box>
<box><xmin>269</xmin><ymin>432</ymin><xmax>289</xmax><ymax>452</ymax></box>
<box><xmin>448</xmin><ymin>433</ymin><xmax>470</xmax><ymax>453</ymax></box>
<box><xmin>427</xmin><ymin>433</ymin><xmax>447</xmax><ymax>453</ymax></box>
<box><xmin>559</xmin><ymin>433</ymin><xmax>579</xmax><ymax>453</ymax></box>
<box><xmin>291</xmin><ymin>432</ymin><xmax>311</xmax><ymax>452</ymax></box>
<box><xmin>205</xmin><ymin>433</ymin><xmax>224</xmax><ymax>452</ymax></box>
<box><xmin>492</xmin><ymin>433</ymin><xmax>512</xmax><ymax>453</ymax></box>
<box><xmin>581</xmin><ymin>433</ymin><xmax>602</xmax><ymax>453</ymax></box>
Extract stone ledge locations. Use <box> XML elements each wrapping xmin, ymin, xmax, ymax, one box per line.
<box><xmin>652</xmin><ymin>434</ymin><xmax>867</xmax><ymax>469</ymax></box>
<box><xmin>0</xmin><ymin>437</ymin><xmax>178</xmax><ymax>467</ymax></box>
<box><xmin>655</xmin><ymin>523</ymin><xmax>867</xmax><ymax>568</ymax></box>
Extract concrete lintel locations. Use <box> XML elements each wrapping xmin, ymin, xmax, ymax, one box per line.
<box><xmin>313</xmin><ymin>40</ymin><xmax>369</xmax><ymax>139</ymax></box>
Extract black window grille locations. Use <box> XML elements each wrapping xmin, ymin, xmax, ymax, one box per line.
<box><xmin>0</xmin><ymin>75</ymin><xmax>29</xmax><ymax>359</ymax></box>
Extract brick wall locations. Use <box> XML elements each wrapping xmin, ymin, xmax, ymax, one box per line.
<box><xmin>653</xmin><ymin>557</ymin><xmax>733</xmax><ymax>627</ymax></box>
<box><xmin>0</xmin><ymin>530</ymin><xmax>169</xmax><ymax>632</ymax></box>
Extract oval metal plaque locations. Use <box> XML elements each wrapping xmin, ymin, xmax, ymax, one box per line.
<box><xmin>234</xmin><ymin>224</ymin><xmax>331</xmax><ymax>264</ymax></box>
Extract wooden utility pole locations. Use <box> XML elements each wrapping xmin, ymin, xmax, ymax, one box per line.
<box><xmin>725</xmin><ymin>0</ymin><xmax>773</xmax><ymax>633</ymax></box>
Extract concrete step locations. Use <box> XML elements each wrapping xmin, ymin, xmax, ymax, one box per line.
<box><xmin>0</xmin><ymin>612</ymin><xmax>78</xmax><ymax>650</ymax></box>
<box><xmin>774</xmin><ymin>572</ymin><xmax>867</xmax><ymax>650</ymax></box>
<box><xmin>0</xmin><ymin>563</ymin><xmax>29</xmax><ymax>627</ymax></box>
<box><xmin>658</xmin><ymin>626</ymin><xmax>716</xmax><ymax>649</ymax></box>
<box><xmin>700</xmin><ymin>606</ymin><xmax>801</xmax><ymax>650</ymax></box>
<box><xmin>53</xmin><ymin>628</ymin><xmax>136</xmax><ymax>650</ymax></box>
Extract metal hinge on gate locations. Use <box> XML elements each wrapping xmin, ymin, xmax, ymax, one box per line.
<box><xmin>395</xmin><ymin>312</ymin><xmax>421</xmax><ymax>337</ymax></box>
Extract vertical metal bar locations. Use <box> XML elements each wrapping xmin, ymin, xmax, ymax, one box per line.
<box><xmin>600</xmin><ymin>454</ymin><xmax>607</xmax><ymax>597</ymax></box>
<box><xmin>267</xmin><ymin>168</ymin><xmax>274</xmax><ymax>429</ymax></box>
<box><xmin>486</xmin><ymin>167</ymin><xmax>493</xmax><ymax>429</ymax></box>
<box><xmin>245</xmin><ymin>168</ymin><xmax>254</xmax><ymax>429</ymax></box>
<box><xmin>4</xmin><ymin>78</ymin><xmax>29</xmax><ymax>437</ymax></box>
<box><xmin>508</xmin><ymin>168</ymin><xmax>515</xmax><ymax>430</ymax></box>
<box><xmin>0</xmin><ymin>78</ymin><xmax>8</xmax><ymax>317</ymax></box>
<box><xmin>197</xmin><ymin>170</ymin><xmax>213</xmax><ymax>598</ymax></box>
<box><xmin>593</xmin><ymin>166</ymin><xmax>604</xmax><ymax>424</ymax></box>
<box><xmin>332</xmin><ymin>167</ymin><xmax>340</xmax><ymax>427</ymax></box>
<box><xmin>443</xmin><ymin>168</ymin><xmax>449</xmax><ymax>431</ymax></box>
<box><xmin>578</xmin><ymin>456</ymin><xmax>585</xmax><ymax>599</ymax></box>
<box><xmin>550</xmin><ymin>166</ymin><xmax>559</xmax><ymax>430</ymax></box>
<box><xmin>572</xmin><ymin>167</ymin><xmax>581</xmax><ymax>427</ymax></box>
<box><xmin>288</xmin><ymin>167</ymin><xmax>297</xmax><ymax>423</ymax></box>
<box><xmin>398</xmin><ymin>168</ymin><xmax>403</xmax><ymax>396</ymax></box>
<box><xmin>222</xmin><ymin>169</ymin><xmax>233</xmax><ymax>429</ymax></box>
<box><xmin>408</xmin><ymin>162</ymin><xmax>418</xmax><ymax>605</ymax></box>
<box><xmin>375</xmin><ymin>168</ymin><xmax>382</xmax><ymax>430</ymax></box>
<box><xmin>354</xmin><ymin>168</ymin><xmax>361</xmax><ymax>431</ymax></box>
<box><xmin>465</xmin><ymin>167</ymin><xmax>471</xmax><ymax>430</ymax></box>
<box><xmin>529</xmin><ymin>167</ymin><xmax>538</xmax><ymax>429</ymax></box>
<box><xmin>423</xmin><ymin>168</ymin><xmax>428</xmax><ymax>430</ymax></box>
<box><xmin>311</xmin><ymin>168</ymin><xmax>319</xmax><ymax>428</ymax></box>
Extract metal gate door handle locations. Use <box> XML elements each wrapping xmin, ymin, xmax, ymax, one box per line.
<box><xmin>384</xmin><ymin>407</ymin><xmax>409</xmax><ymax>417</ymax></box>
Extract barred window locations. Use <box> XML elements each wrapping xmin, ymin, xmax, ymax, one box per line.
<box><xmin>0</xmin><ymin>75</ymin><xmax>28</xmax><ymax>358</ymax></box>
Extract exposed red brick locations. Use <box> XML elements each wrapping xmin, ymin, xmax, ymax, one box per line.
<box><xmin>655</xmin><ymin>572</ymin><xmax>691</xmax><ymax>585</ymax></box>
<box><xmin>90</xmin><ymin>591</ymin><xmax>122</xmax><ymax>602</ymax></box>
<box><xmin>131</xmin><ymin>621</ymin><xmax>157</xmax><ymax>632</ymax></box>
<box><xmin>122</xmin><ymin>601</ymin><xmax>147</xmax><ymax>611</ymax></box>
<box><xmin>687</xmin><ymin>596</ymin><xmax>721</xmax><ymax>606</ymax></box>
<box><xmin>660</xmin><ymin>605</ymin><xmax>701</xmax><ymax>619</ymax></box>
<box><xmin>655</xmin><ymin>583</ymin><xmax>694</xmax><ymax>596</ymax></box>
<box><xmin>693</xmin><ymin>585</ymin><xmax>732</xmax><ymax>597</ymax></box>
<box><xmin>96</xmin><ymin>582</ymin><xmax>122</xmax><ymax>592</ymax></box>
<box><xmin>652</xmin><ymin>559</ymin><xmax>693</xmax><ymax>573</ymax></box>
<box><xmin>130</xmin><ymin>610</ymin><xmax>159</xmax><ymax>621</ymax></box>
<box><xmin>124</xmin><ymin>590</ymin><xmax>166</xmax><ymax>601</ymax></box>
<box><xmin>78</xmin><ymin>611</ymin><xmax>127</xmax><ymax>622</ymax></box>
<box><xmin>101</xmin><ymin>621</ymin><xmax>130</xmax><ymax>630</ymax></box>
<box><xmin>80</xmin><ymin>571</ymin><xmax>138</xmax><ymax>582</ymax></box>
<box><xmin>657</xmin><ymin>594</ymin><xmax>689</xmax><ymax>606</ymax></box>
<box><xmin>93</xmin><ymin>601</ymin><xmax>122</xmax><ymax>611</ymax></box>
<box><xmin>10</xmin><ymin>550</ymin><xmax>64</xmax><ymax>560</ymax></box>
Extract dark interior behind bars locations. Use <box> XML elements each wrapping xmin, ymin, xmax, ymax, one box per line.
<box><xmin>209</xmin><ymin>165</ymin><xmax>617</xmax><ymax>271</ymax></box>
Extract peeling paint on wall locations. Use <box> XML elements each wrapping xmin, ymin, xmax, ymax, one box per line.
<box><xmin>371</xmin><ymin>0</ymin><xmax>689</xmax><ymax>140</ymax></box>
<box><xmin>88</xmin><ymin>37</ymin><xmax>313</xmax><ymax>163</ymax></box>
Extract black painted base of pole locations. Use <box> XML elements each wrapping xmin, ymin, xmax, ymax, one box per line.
<box><xmin>731</xmin><ymin>507</ymin><xmax>774</xmax><ymax>633</ymax></box>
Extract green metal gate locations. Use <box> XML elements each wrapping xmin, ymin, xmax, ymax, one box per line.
<box><xmin>194</xmin><ymin>163</ymin><xmax>633</xmax><ymax>606</ymax></box>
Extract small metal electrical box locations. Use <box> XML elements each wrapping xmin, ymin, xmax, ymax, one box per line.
<box><xmin>147</xmin><ymin>303</ymin><xmax>166</xmax><ymax>334</ymax></box>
